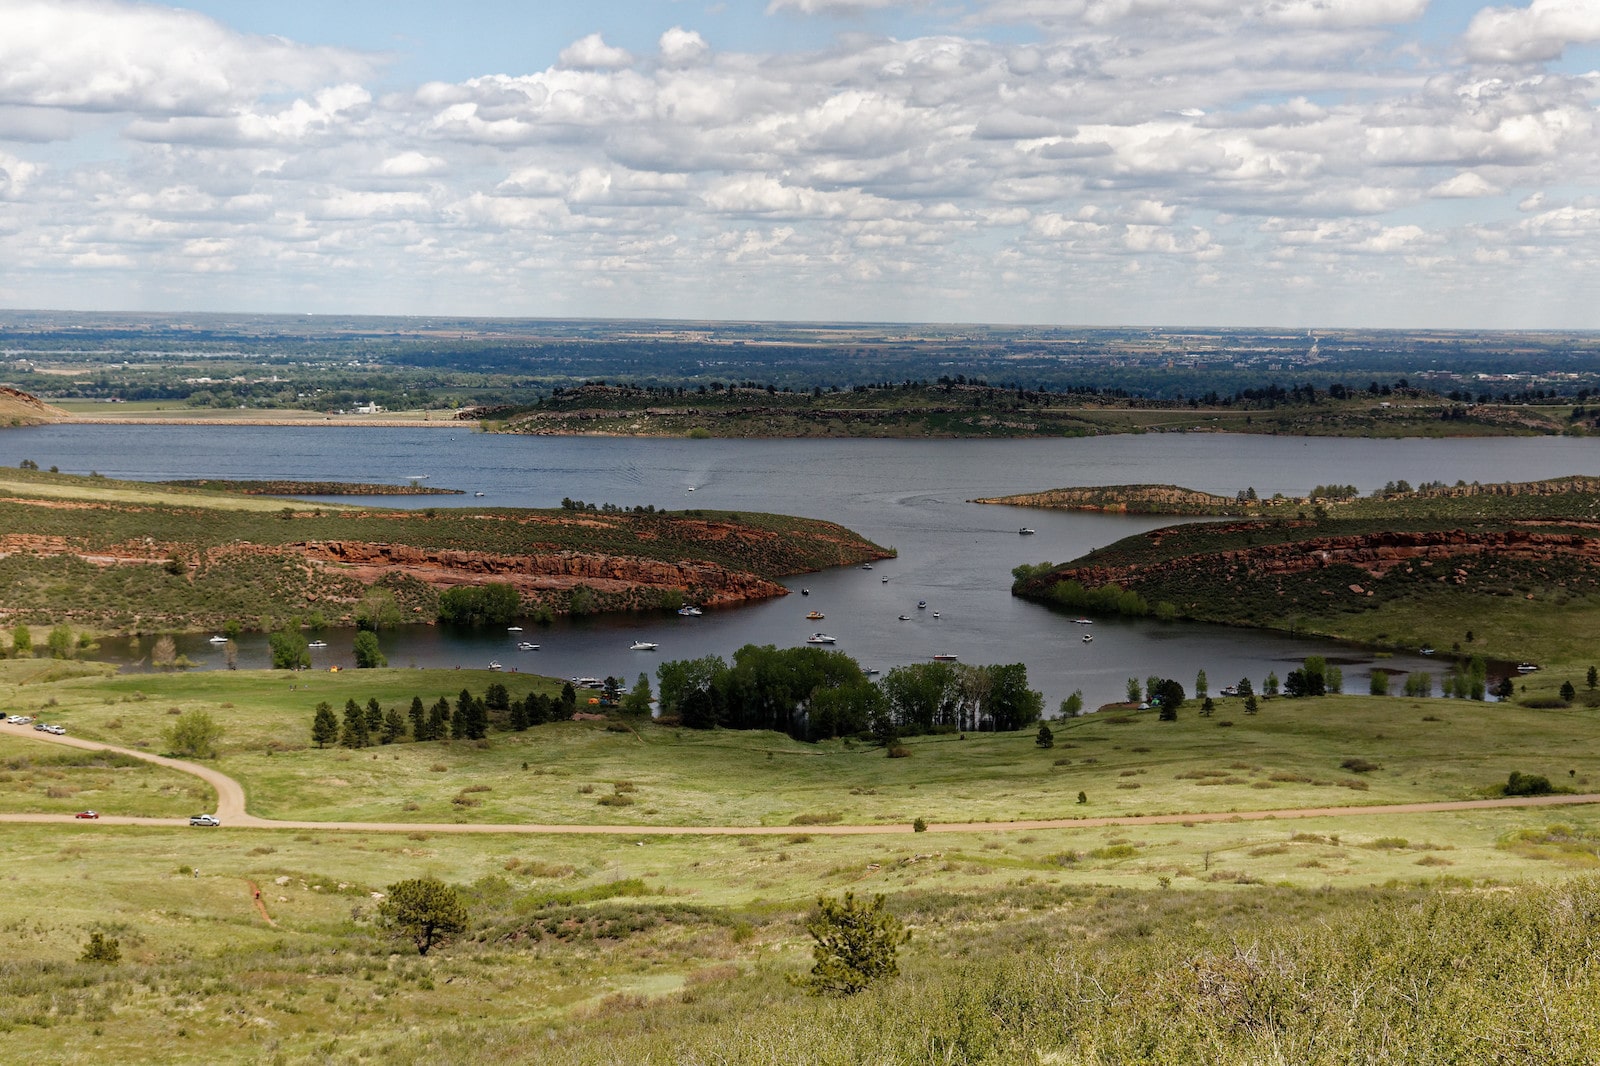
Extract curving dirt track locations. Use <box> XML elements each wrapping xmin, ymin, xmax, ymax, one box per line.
<box><xmin>3</xmin><ymin>722</ymin><xmax>1599</xmax><ymax>837</ymax></box>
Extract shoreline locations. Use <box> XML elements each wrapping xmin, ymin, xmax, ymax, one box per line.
<box><xmin>54</xmin><ymin>415</ymin><xmax>467</xmax><ymax>428</ymax></box>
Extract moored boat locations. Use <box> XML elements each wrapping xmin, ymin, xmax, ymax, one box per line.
<box><xmin>631</xmin><ymin>641</ymin><xmax>659</xmax><ymax>651</ymax></box>
<box><xmin>932</xmin><ymin>653</ymin><xmax>958</xmax><ymax>662</ymax></box>
<box><xmin>806</xmin><ymin>610</ymin><xmax>825</xmax><ymax>620</ymax></box>
<box><xmin>806</xmin><ymin>633</ymin><xmax>836</xmax><ymax>644</ymax></box>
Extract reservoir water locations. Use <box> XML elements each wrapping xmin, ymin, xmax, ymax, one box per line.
<box><xmin>7</xmin><ymin>425</ymin><xmax>1598</xmax><ymax>709</ymax></box>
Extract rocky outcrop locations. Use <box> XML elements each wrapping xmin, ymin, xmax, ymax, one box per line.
<box><xmin>301</xmin><ymin>540</ymin><xmax>787</xmax><ymax>606</ymax></box>
<box><xmin>1033</xmin><ymin>528</ymin><xmax>1600</xmax><ymax>592</ymax></box>
<box><xmin>975</xmin><ymin>484</ymin><xmax>1256</xmax><ymax>514</ymax></box>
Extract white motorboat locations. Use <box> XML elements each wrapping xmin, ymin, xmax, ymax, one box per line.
<box><xmin>932</xmin><ymin>653</ymin><xmax>958</xmax><ymax>662</ymax></box>
<box><xmin>507</xmin><ymin>626</ymin><xmax>522</xmax><ymax>632</ymax></box>
<box><xmin>1073</xmin><ymin>618</ymin><xmax>1094</xmax><ymax>625</ymax></box>
<box><xmin>207</xmin><ymin>635</ymin><xmax>229</xmax><ymax>644</ymax></box>
<box><xmin>307</xmin><ymin>640</ymin><xmax>329</xmax><ymax>649</ymax></box>
<box><xmin>487</xmin><ymin>661</ymin><xmax>502</xmax><ymax>670</ymax></box>
<box><xmin>677</xmin><ymin>606</ymin><xmax>703</xmax><ymax>616</ymax></box>
<box><xmin>917</xmin><ymin>600</ymin><xmax>927</xmax><ymax>609</ymax></box>
<box><xmin>631</xmin><ymin>641</ymin><xmax>659</xmax><ymax>651</ymax></box>
<box><xmin>806</xmin><ymin>633</ymin><xmax>836</xmax><ymax>644</ymax></box>
<box><xmin>516</xmin><ymin>642</ymin><xmax>539</xmax><ymax>651</ymax></box>
<box><xmin>1019</xmin><ymin>527</ymin><xmax>1036</xmax><ymax>535</ymax></box>
<box><xmin>898</xmin><ymin>614</ymin><xmax>911</xmax><ymax>621</ymax></box>
<box><xmin>1082</xmin><ymin>634</ymin><xmax>1093</xmax><ymax>643</ymax></box>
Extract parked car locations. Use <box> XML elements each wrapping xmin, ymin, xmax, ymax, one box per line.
<box><xmin>189</xmin><ymin>814</ymin><xmax>220</xmax><ymax>827</ymax></box>
<box><xmin>33</xmin><ymin>722</ymin><xmax>47</xmax><ymax>731</ymax></box>
<box><xmin>45</xmin><ymin>725</ymin><xmax>65</xmax><ymax>735</ymax></box>
<box><xmin>74</xmin><ymin>811</ymin><xmax>99</xmax><ymax>819</ymax></box>
<box><xmin>5</xmin><ymin>715</ymin><xmax>29</xmax><ymax>724</ymax></box>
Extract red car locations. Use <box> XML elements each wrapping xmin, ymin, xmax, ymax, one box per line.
<box><xmin>74</xmin><ymin>811</ymin><xmax>99</xmax><ymax>819</ymax></box>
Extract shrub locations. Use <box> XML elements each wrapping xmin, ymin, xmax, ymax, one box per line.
<box><xmin>1504</xmin><ymin>771</ymin><xmax>1554</xmax><ymax>797</ymax></box>
<box><xmin>79</xmin><ymin>931</ymin><xmax>121</xmax><ymax>964</ymax></box>
<box><xmin>795</xmin><ymin>892</ymin><xmax>910</xmax><ymax>996</ymax></box>
<box><xmin>1340</xmin><ymin>757</ymin><xmax>1381</xmax><ymax>774</ymax></box>
<box><xmin>913</xmin><ymin>817</ymin><xmax>927</xmax><ymax>833</ymax></box>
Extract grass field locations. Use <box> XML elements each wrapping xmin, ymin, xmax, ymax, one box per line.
<box><xmin>9</xmin><ymin>663</ymin><xmax>1600</xmax><ymax>828</ymax></box>
<box><xmin>8</xmin><ymin>649</ymin><xmax>1600</xmax><ymax>1059</ymax></box>
<box><xmin>3</xmin><ymin>804</ymin><xmax>1599</xmax><ymax>1063</ymax></box>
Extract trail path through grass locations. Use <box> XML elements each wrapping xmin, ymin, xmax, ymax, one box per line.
<box><xmin>5</xmin><ymin>722</ymin><xmax>1600</xmax><ymax>836</ymax></box>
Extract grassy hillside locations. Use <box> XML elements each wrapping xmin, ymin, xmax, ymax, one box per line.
<box><xmin>1010</xmin><ymin>479</ymin><xmax>1600</xmax><ymax>663</ymax></box>
<box><xmin>10</xmin><ymin>664</ymin><xmax>1600</xmax><ymax>827</ymax></box>
<box><xmin>7</xmin><ymin>664</ymin><xmax>1600</xmax><ymax>1060</ymax></box>
<box><xmin>498</xmin><ymin>382</ymin><xmax>1573</xmax><ymax>439</ymax></box>
<box><xmin>0</xmin><ymin>469</ymin><xmax>888</xmax><ymax>632</ymax></box>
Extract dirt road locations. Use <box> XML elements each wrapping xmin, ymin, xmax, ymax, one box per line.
<box><xmin>3</xmin><ymin>722</ymin><xmax>1597</xmax><ymax>837</ymax></box>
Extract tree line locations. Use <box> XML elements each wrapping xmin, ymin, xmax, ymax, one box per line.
<box><xmin>655</xmin><ymin>645</ymin><xmax>1044</xmax><ymax>742</ymax></box>
<box><xmin>310</xmin><ymin>682</ymin><xmax>587</xmax><ymax>748</ymax></box>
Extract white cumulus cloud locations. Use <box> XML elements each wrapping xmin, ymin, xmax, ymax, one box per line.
<box><xmin>1464</xmin><ymin>0</ymin><xmax>1600</xmax><ymax>63</ymax></box>
<box><xmin>558</xmin><ymin>33</ymin><xmax>633</xmax><ymax>70</ymax></box>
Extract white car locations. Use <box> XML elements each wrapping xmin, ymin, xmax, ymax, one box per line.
<box><xmin>189</xmin><ymin>814</ymin><xmax>221</xmax><ymax>827</ymax></box>
<box><xmin>7</xmin><ymin>715</ymin><xmax>31</xmax><ymax>724</ymax></box>
<box><xmin>46</xmin><ymin>725</ymin><xmax>66</xmax><ymax>735</ymax></box>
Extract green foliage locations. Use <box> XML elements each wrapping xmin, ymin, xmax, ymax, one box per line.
<box><xmin>310</xmin><ymin>701</ymin><xmax>339</xmax><ymax>748</ymax></box>
<box><xmin>1154</xmin><ymin>678</ymin><xmax>1185</xmax><ymax>720</ymax></box>
<box><xmin>1371</xmin><ymin>670</ymin><xmax>1391</xmax><ymax>696</ymax></box>
<box><xmin>46</xmin><ymin>624</ymin><xmax>74</xmax><ymax>660</ymax></box>
<box><xmin>11</xmin><ymin>624</ymin><xmax>31</xmax><ymax>658</ymax></box>
<box><xmin>1504</xmin><ymin>771</ymin><xmax>1555</xmax><ymax>796</ymax></box>
<box><xmin>621</xmin><ymin>673</ymin><xmax>653</xmax><ymax>716</ymax></box>
<box><xmin>1048</xmin><ymin>579</ymin><xmax>1150</xmax><ymax>617</ymax></box>
<box><xmin>797</xmin><ymin>892</ymin><xmax>910</xmax><ymax>996</ymax></box>
<box><xmin>1035</xmin><ymin>722</ymin><xmax>1054</xmax><ymax>748</ymax></box>
<box><xmin>1060</xmin><ymin>689</ymin><xmax>1083</xmax><ymax>717</ymax></box>
<box><xmin>437</xmin><ymin>582</ymin><xmax>522</xmax><ymax>626</ymax></box>
<box><xmin>78</xmin><ymin>931</ymin><xmax>121</xmax><ymax>964</ymax></box>
<box><xmin>378</xmin><ymin>877</ymin><xmax>469</xmax><ymax>957</ymax></box>
<box><xmin>1560</xmin><ymin>680</ymin><xmax>1577</xmax><ymax>703</ymax></box>
<box><xmin>352</xmin><ymin>630</ymin><xmax>387</xmax><ymax>668</ymax></box>
<box><xmin>269</xmin><ymin>628</ymin><xmax>309</xmax><ymax>670</ymax></box>
<box><xmin>163</xmin><ymin>709</ymin><xmax>223</xmax><ymax>759</ymax></box>
<box><xmin>354</xmin><ymin>588</ymin><xmax>405</xmax><ymax>631</ymax></box>
<box><xmin>340</xmin><ymin>698</ymin><xmax>370</xmax><ymax>749</ymax></box>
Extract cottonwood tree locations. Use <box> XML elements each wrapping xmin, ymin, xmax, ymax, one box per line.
<box><xmin>165</xmin><ymin>710</ymin><xmax>223</xmax><ymax>758</ymax></box>
<box><xmin>796</xmin><ymin>892</ymin><xmax>910</xmax><ymax>996</ymax></box>
<box><xmin>269</xmin><ymin>629</ymin><xmax>309</xmax><ymax>670</ymax></box>
<box><xmin>378</xmin><ymin>878</ymin><xmax>468</xmax><ymax>956</ymax></box>
<box><xmin>353</xmin><ymin>631</ymin><xmax>386</xmax><ymax>668</ymax></box>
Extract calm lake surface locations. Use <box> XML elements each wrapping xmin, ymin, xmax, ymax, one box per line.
<box><xmin>8</xmin><ymin>425</ymin><xmax>1599</xmax><ymax>709</ymax></box>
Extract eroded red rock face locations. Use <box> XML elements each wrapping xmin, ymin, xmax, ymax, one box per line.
<box><xmin>1043</xmin><ymin>528</ymin><xmax>1600</xmax><ymax>590</ymax></box>
<box><xmin>300</xmin><ymin>540</ymin><xmax>787</xmax><ymax>606</ymax></box>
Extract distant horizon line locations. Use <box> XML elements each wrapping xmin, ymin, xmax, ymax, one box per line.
<box><xmin>1</xmin><ymin>307</ymin><xmax>1596</xmax><ymax>336</ymax></box>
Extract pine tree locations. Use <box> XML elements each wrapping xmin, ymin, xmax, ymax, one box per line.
<box><xmin>796</xmin><ymin>892</ymin><xmax>910</xmax><ymax>996</ymax></box>
<box><xmin>311</xmin><ymin>701</ymin><xmax>339</xmax><ymax>748</ymax></box>
<box><xmin>509</xmin><ymin>698</ymin><xmax>529</xmax><ymax>731</ymax></box>
<box><xmin>366</xmin><ymin>697</ymin><xmax>383</xmax><ymax>734</ymax></box>
<box><xmin>408</xmin><ymin>696</ymin><xmax>426</xmax><ymax>739</ymax></box>
<box><xmin>340</xmin><ymin>698</ymin><xmax>369</xmax><ymax>748</ymax></box>
<box><xmin>380</xmin><ymin>706</ymin><xmax>408</xmax><ymax>744</ymax></box>
<box><xmin>426</xmin><ymin>697</ymin><xmax>450</xmax><ymax>741</ymax></box>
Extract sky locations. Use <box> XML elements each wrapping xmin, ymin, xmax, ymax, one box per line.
<box><xmin>1</xmin><ymin>0</ymin><xmax>1599</xmax><ymax>328</ymax></box>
